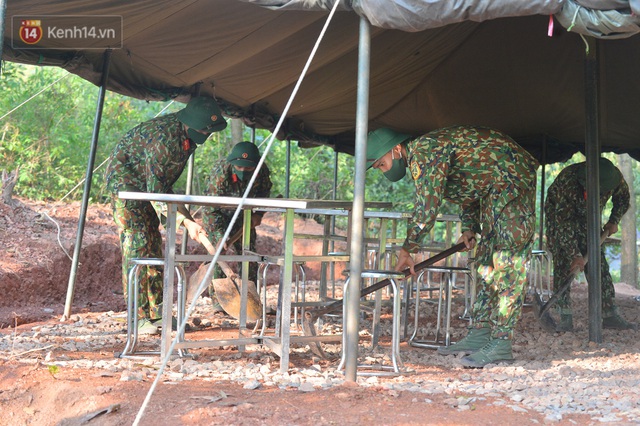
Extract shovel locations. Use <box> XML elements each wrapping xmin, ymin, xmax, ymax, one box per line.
<box><xmin>302</xmin><ymin>241</ymin><xmax>468</xmax><ymax>358</ymax></box>
<box><xmin>534</xmin><ymin>230</ymin><xmax>609</xmax><ymax>330</ymax></box>
<box><xmin>186</xmin><ymin>227</ymin><xmax>242</xmax><ymax>302</ymax></box>
<box><xmin>188</xmin><ymin>231</ymin><xmax>262</xmax><ymax>322</ymax></box>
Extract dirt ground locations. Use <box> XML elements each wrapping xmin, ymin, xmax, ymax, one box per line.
<box><xmin>0</xmin><ymin>197</ymin><xmax>632</xmax><ymax>425</ymax></box>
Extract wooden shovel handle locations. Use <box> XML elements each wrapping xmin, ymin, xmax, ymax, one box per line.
<box><xmin>309</xmin><ymin>241</ymin><xmax>468</xmax><ymax>319</ymax></box>
<box><xmin>197</xmin><ymin>232</ymin><xmax>237</xmax><ymax>278</ymax></box>
<box><xmin>537</xmin><ymin>229</ymin><xmax>609</xmax><ymax>318</ymax></box>
<box><xmin>358</xmin><ymin>241</ymin><xmax>468</xmax><ymax>298</ymax></box>
<box><xmin>226</xmin><ymin>228</ymin><xmax>244</xmax><ymax>249</ymax></box>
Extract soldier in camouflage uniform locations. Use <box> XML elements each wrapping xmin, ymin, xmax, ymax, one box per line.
<box><xmin>201</xmin><ymin>141</ymin><xmax>272</xmax><ymax>304</ymax></box>
<box><xmin>104</xmin><ymin>96</ymin><xmax>227</xmax><ymax>335</ymax></box>
<box><xmin>367</xmin><ymin>125</ymin><xmax>538</xmax><ymax>368</ymax></box>
<box><xmin>544</xmin><ymin>157</ymin><xmax>635</xmax><ymax>331</ymax></box>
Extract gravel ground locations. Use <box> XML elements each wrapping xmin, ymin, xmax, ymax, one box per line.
<box><xmin>2</xmin><ymin>281</ymin><xmax>640</xmax><ymax>424</ymax></box>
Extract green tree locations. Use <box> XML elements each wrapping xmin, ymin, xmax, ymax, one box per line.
<box><xmin>1</xmin><ymin>63</ymin><xmax>184</xmax><ymax>201</ymax></box>
<box><xmin>3</xmin><ymin>62</ymin><xmax>639</xmax><ymax>284</ymax></box>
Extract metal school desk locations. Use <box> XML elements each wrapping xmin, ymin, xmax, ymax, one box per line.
<box><xmin>118</xmin><ymin>192</ymin><xmax>389</xmax><ymax>372</ymax></box>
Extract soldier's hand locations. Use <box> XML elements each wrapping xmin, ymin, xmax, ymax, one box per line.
<box><xmin>570</xmin><ymin>255</ymin><xmax>587</xmax><ymax>272</ymax></box>
<box><xmin>184</xmin><ymin>219</ymin><xmax>206</xmax><ymax>241</ymax></box>
<box><xmin>603</xmin><ymin>222</ymin><xmax>617</xmax><ymax>237</ymax></box>
<box><xmin>458</xmin><ymin>231</ymin><xmax>477</xmax><ymax>251</ymax></box>
<box><xmin>395</xmin><ymin>248</ymin><xmax>416</xmax><ymax>276</ymax></box>
<box><xmin>251</xmin><ymin>214</ymin><xmax>263</xmax><ymax>229</ymax></box>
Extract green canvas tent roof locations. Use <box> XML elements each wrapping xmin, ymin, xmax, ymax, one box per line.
<box><xmin>2</xmin><ymin>0</ymin><xmax>640</xmax><ymax>163</ymax></box>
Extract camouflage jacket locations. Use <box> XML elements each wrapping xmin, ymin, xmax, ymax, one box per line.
<box><xmin>403</xmin><ymin>126</ymin><xmax>539</xmax><ymax>253</ymax></box>
<box><xmin>544</xmin><ymin>162</ymin><xmax>630</xmax><ymax>259</ymax></box>
<box><xmin>104</xmin><ymin>113</ymin><xmax>196</xmax><ymax>195</ymax></box>
<box><xmin>201</xmin><ymin>159</ymin><xmax>272</xmax><ymax>227</ymax></box>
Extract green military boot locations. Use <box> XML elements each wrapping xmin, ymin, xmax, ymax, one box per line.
<box><xmin>152</xmin><ymin>316</ymin><xmax>192</xmax><ymax>332</ymax></box>
<box><xmin>459</xmin><ymin>338</ymin><xmax>514</xmax><ymax>368</ymax></box>
<box><xmin>137</xmin><ymin>318</ymin><xmax>159</xmax><ymax>335</ymax></box>
<box><xmin>603</xmin><ymin>312</ymin><xmax>637</xmax><ymax>330</ymax></box>
<box><xmin>538</xmin><ymin>310</ymin><xmax>557</xmax><ymax>333</ymax></box>
<box><xmin>437</xmin><ymin>327</ymin><xmax>491</xmax><ymax>355</ymax></box>
<box><xmin>556</xmin><ymin>314</ymin><xmax>573</xmax><ymax>332</ymax></box>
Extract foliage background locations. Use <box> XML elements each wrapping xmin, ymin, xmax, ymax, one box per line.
<box><xmin>2</xmin><ymin>63</ymin><xmax>638</xmax><ymax>282</ymax></box>
<box><xmin>0</xmin><ymin>63</ymin><xmax>420</xmax><ymax>214</ymax></box>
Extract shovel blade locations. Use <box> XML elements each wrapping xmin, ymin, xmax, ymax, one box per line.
<box><xmin>532</xmin><ymin>287</ymin><xmax>558</xmax><ymax>332</ymax></box>
<box><xmin>187</xmin><ymin>263</ymin><xmax>262</xmax><ymax>322</ymax></box>
<box><xmin>532</xmin><ymin>291</ymin><xmax>544</xmax><ymax>319</ymax></box>
<box><xmin>186</xmin><ymin>264</ymin><xmax>209</xmax><ymax>303</ymax></box>
<box><xmin>538</xmin><ymin>309</ymin><xmax>558</xmax><ymax>333</ymax></box>
<box><xmin>302</xmin><ymin>311</ymin><xmax>328</xmax><ymax>359</ymax></box>
<box><xmin>213</xmin><ymin>277</ymin><xmax>262</xmax><ymax>322</ymax></box>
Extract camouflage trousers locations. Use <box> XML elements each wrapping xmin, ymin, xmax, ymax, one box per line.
<box><xmin>111</xmin><ymin>197</ymin><xmax>164</xmax><ymax>321</ymax></box>
<box><xmin>550</xmin><ymin>236</ymin><xmax>616</xmax><ymax>316</ymax></box>
<box><xmin>204</xmin><ymin>213</ymin><xmax>258</xmax><ymax>300</ymax></box>
<box><xmin>469</xmin><ymin>185</ymin><xmax>536</xmax><ymax>340</ymax></box>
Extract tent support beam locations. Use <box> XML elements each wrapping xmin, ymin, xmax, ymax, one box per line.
<box><xmin>537</xmin><ymin>136</ymin><xmax>547</xmax><ymax>250</ymax></box>
<box><xmin>181</xmin><ymin>86</ymin><xmax>202</xmax><ymax>255</ymax></box>
<box><xmin>181</xmin><ymin>154</ymin><xmax>195</xmax><ymax>255</ymax></box>
<box><xmin>285</xmin><ymin>139</ymin><xmax>291</xmax><ymax>198</ymax></box>
<box><xmin>0</xmin><ymin>0</ymin><xmax>7</xmax><ymax>64</ymax></box>
<box><xmin>345</xmin><ymin>15</ymin><xmax>370</xmax><ymax>382</ymax></box>
<box><xmin>319</xmin><ymin>150</ymin><xmax>340</xmax><ymax>297</ymax></box>
<box><xmin>584</xmin><ymin>38</ymin><xmax>603</xmax><ymax>343</ymax></box>
<box><xmin>62</xmin><ymin>50</ymin><xmax>112</xmax><ymax>320</ymax></box>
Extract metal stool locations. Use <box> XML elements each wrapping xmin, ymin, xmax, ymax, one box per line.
<box><xmin>364</xmin><ymin>244</ymin><xmax>397</xmax><ymax>296</ymax></box>
<box><xmin>460</xmin><ymin>258</ymin><xmax>476</xmax><ymax>321</ymax></box>
<box><xmin>525</xmin><ymin>250</ymin><xmax>552</xmax><ymax>306</ymax></box>
<box><xmin>328</xmin><ymin>251</ymin><xmax>349</xmax><ymax>299</ymax></box>
<box><xmin>337</xmin><ymin>269</ymin><xmax>406</xmax><ymax>376</ymax></box>
<box><xmin>254</xmin><ymin>259</ymin><xmax>306</xmax><ymax>336</ymax></box>
<box><xmin>409</xmin><ymin>266</ymin><xmax>472</xmax><ymax>349</ymax></box>
<box><xmin>366</xmin><ymin>245</ymin><xmax>394</xmax><ymax>270</ymax></box>
<box><xmin>119</xmin><ymin>258</ymin><xmax>186</xmax><ymax>358</ymax></box>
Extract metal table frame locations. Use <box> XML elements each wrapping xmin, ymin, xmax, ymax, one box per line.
<box><xmin>118</xmin><ymin>191</ymin><xmax>389</xmax><ymax>372</ymax></box>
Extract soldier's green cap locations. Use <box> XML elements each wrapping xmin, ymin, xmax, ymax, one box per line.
<box><xmin>366</xmin><ymin>128</ymin><xmax>412</xmax><ymax>169</ymax></box>
<box><xmin>576</xmin><ymin>157</ymin><xmax>622</xmax><ymax>194</ymax></box>
<box><xmin>177</xmin><ymin>96</ymin><xmax>227</xmax><ymax>144</ymax></box>
<box><xmin>227</xmin><ymin>141</ymin><xmax>261</xmax><ymax>167</ymax></box>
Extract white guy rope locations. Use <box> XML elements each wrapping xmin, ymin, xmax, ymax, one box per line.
<box><xmin>51</xmin><ymin>100</ymin><xmax>177</xmax><ymax>257</ymax></box>
<box><xmin>60</xmin><ymin>100</ymin><xmax>176</xmax><ymax>202</ymax></box>
<box><xmin>0</xmin><ymin>73</ymin><xmax>71</xmax><ymax>121</ymax></box>
<box><xmin>41</xmin><ymin>211</ymin><xmax>73</xmax><ymax>261</ymax></box>
<box><xmin>133</xmin><ymin>1</ymin><xmax>342</xmax><ymax>424</ymax></box>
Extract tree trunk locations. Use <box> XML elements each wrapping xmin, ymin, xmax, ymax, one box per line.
<box><xmin>618</xmin><ymin>154</ymin><xmax>637</xmax><ymax>288</ymax></box>
<box><xmin>1</xmin><ymin>168</ymin><xmax>19</xmax><ymax>206</ymax></box>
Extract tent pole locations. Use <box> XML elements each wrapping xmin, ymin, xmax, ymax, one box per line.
<box><xmin>345</xmin><ymin>15</ymin><xmax>370</xmax><ymax>382</ymax></box>
<box><xmin>0</xmin><ymin>0</ymin><xmax>7</xmax><ymax>64</ymax></box>
<box><xmin>320</xmin><ymin>150</ymin><xmax>339</xmax><ymax>298</ymax></box>
<box><xmin>181</xmin><ymin>86</ymin><xmax>202</xmax><ymax>255</ymax></box>
<box><xmin>584</xmin><ymin>37</ymin><xmax>603</xmax><ymax>343</ymax></box>
<box><xmin>285</xmin><ymin>139</ymin><xmax>291</xmax><ymax>198</ymax></box>
<box><xmin>332</xmin><ymin>150</ymin><xmax>338</xmax><ymax>198</ymax></box>
<box><xmin>62</xmin><ymin>49</ymin><xmax>112</xmax><ymax>320</ymax></box>
<box><xmin>181</xmin><ymin>155</ymin><xmax>195</xmax><ymax>255</ymax></box>
<box><xmin>538</xmin><ymin>137</ymin><xmax>547</xmax><ymax>250</ymax></box>
<box><xmin>330</xmin><ymin>150</ymin><xmax>341</xmax><ymax>296</ymax></box>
